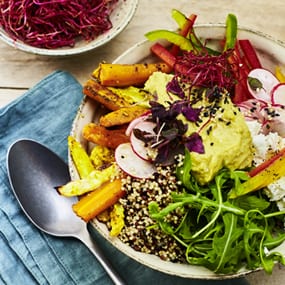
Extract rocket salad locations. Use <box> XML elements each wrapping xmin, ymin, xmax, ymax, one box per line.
<box><xmin>64</xmin><ymin>10</ymin><xmax>285</xmax><ymax>276</ymax></box>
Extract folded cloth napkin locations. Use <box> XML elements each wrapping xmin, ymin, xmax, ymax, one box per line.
<box><xmin>0</xmin><ymin>70</ymin><xmax>251</xmax><ymax>285</ymax></box>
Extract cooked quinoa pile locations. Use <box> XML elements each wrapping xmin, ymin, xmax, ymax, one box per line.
<box><xmin>117</xmin><ymin>165</ymin><xmax>187</xmax><ymax>263</ymax></box>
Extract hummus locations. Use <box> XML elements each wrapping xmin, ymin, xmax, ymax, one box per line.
<box><xmin>144</xmin><ymin>71</ymin><xmax>254</xmax><ymax>185</ymax></box>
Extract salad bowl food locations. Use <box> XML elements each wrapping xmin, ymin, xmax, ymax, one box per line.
<box><xmin>0</xmin><ymin>0</ymin><xmax>138</xmax><ymax>56</ymax></box>
<box><xmin>68</xmin><ymin>13</ymin><xmax>285</xmax><ymax>280</ymax></box>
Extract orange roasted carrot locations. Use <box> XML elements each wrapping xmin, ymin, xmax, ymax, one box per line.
<box><xmin>72</xmin><ymin>179</ymin><xmax>125</xmax><ymax>222</ymax></box>
<box><xmin>92</xmin><ymin>63</ymin><xmax>172</xmax><ymax>87</ymax></box>
<box><xmin>99</xmin><ymin>105</ymin><xmax>148</xmax><ymax>127</ymax></box>
<box><xmin>83</xmin><ymin>79</ymin><xmax>131</xmax><ymax>111</ymax></box>
<box><xmin>83</xmin><ymin>123</ymin><xmax>129</xmax><ymax>149</ymax></box>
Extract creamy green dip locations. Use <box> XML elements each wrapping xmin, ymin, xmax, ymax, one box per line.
<box><xmin>144</xmin><ymin>71</ymin><xmax>254</xmax><ymax>185</ymax></box>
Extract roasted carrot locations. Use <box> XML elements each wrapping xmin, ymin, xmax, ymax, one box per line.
<box><xmin>83</xmin><ymin>79</ymin><xmax>131</xmax><ymax>111</ymax></box>
<box><xmin>68</xmin><ymin>136</ymin><xmax>94</xmax><ymax>179</ymax></box>
<box><xmin>99</xmin><ymin>105</ymin><xmax>148</xmax><ymax>127</ymax></box>
<box><xmin>57</xmin><ymin>164</ymin><xmax>118</xmax><ymax>197</ymax></box>
<box><xmin>72</xmin><ymin>179</ymin><xmax>125</xmax><ymax>222</ymax></box>
<box><xmin>83</xmin><ymin>123</ymin><xmax>129</xmax><ymax>149</ymax></box>
<box><xmin>92</xmin><ymin>63</ymin><xmax>172</xmax><ymax>87</ymax></box>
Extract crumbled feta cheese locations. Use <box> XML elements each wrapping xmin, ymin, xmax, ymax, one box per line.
<box><xmin>265</xmin><ymin>176</ymin><xmax>285</xmax><ymax>201</ymax></box>
<box><xmin>247</xmin><ymin>120</ymin><xmax>285</xmax><ymax>210</ymax></box>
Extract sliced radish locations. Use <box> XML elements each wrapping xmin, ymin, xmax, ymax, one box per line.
<box><xmin>247</xmin><ymin>68</ymin><xmax>279</xmax><ymax>103</ymax></box>
<box><xmin>271</xmin><ymin>83</ymin><xmax>285</xmax><ymax>106</ymax></box>
<box><xmin>115</xmin><ymin>143</ymin><xmax>156</xmax><ymax>179</ymax></box>
<box><xmin>261</xmin><ymin>106</ymin><xmax>285</xmax><ymax>137</ymax></box>
<box><xmin>237</xmin><ymin>99</ymin><xmax>267</xmax><ymax>121</ymax></box>
<box><xmin>130</xmin><ymin>120</ymin><xmax>157</xmax><ymax>161</ymax></box>
<box><xmin>125</xmin><ymin>113</ymin><xmax>150</xmax><ymax>136</ymax></box>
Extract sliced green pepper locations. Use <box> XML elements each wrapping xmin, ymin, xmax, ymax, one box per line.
<box><xmin>171</xmin><ymin>9</ymin><xmax>187</xmax><ymax>29</ymax></box>
<box><xmin>145</xmin><ymin>29</ymin><xmax>193</xmax><ymax>51</ymax></box>
<box><xmin>224</xmin><ymin>13</ymin><xmax>238</xmax><ymax>51</ymax></box>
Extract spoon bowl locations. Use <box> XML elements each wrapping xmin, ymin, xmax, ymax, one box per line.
<box><xmin>7</xmin><ymin>139</ymin><xmax>125</xmax><ymax>285</ymax></box>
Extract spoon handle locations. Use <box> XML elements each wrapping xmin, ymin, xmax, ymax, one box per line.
<box><xmin>78</xmin><ymin>225</ymin><xmax>126</xmax><ymax>285</ymax></box>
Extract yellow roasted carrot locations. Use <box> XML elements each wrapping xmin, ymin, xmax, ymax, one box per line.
<box><xmin>90</xmin><ymin>145</ymin><xmax>114</xmax><ymax>169</ymax></box>
<box><xmin>68</xmin><ymin>136</ymin><xmax>94</xmax><ymax>179</ymax></box>
<box><xmin>83</xmin><ymin>123</ymin><xmax>129</xmax><ymax>149</ymax></box>
<box><xmin>109</xmin><ymin>203</ymin><xmax>125</xmax><ymax>236</ymax></box>
<box><xmin>92</xmin><ymin>63</ymin><xmax>172</xmax><ymax>87</ymax></box>
<box><xmin>72</xmin><ymin>179</ymin><xmax>125</xmax><ymax>222</ymax></box>
<box><xmin>57</xmin><ymin>164</ymin><xmax>119</xmax><ymax>197</ymax></box>
<box><xmin>99</xmin><ymin>105</ymin><xmax>148</xmax><ymax>127</ymax></box>
<box><xmin>83</xmin><ymin>79</ymin><xmax>131</xmax><ymax>111</ymax></box>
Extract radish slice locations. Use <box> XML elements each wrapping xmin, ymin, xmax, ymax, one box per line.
<box><xmin>115</xmin><ymin>143</ymin><xmax>156</xmax><ymax>179</ymax></box>
<box><xmin>261</xmin><ymin>106</ymin><xmax>285</xmax><ymax>137</ymax></box>
<box><xmin>271</xmin><ymin>83</ymin><xmax>285</xmax><ymax>106</ymax></box>
<box><xmin>247</xmin><ymin>68</ymin><xmax>279</xmax><ymax>103</ymax></box>
<box><xmin>130</xmin><ymin>120</ymin><xmax>157</xmax><ymax>161</ymax></box>
<box><xmin>237</xmin><ymin>99</ymin><xmax>267</xmax><ymax>121</ymax></box>
<box><xmin>125</xmin><ymin>113</ymin><xmax>150</xmax><ymax>136</ymax></box>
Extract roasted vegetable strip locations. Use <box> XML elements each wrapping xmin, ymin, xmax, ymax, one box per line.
<box><xmin>83</xmin><ymin>79</ymin><xmax>131</xmax><ymax>110</ymax></box>
<box><xmin>92</xmin><ymin>63</ymin><xmax>172</xmax><ymax>87</ymax></box>
<box><xmin>68</xmin><ymin>136</ymin><xmax>94</xmax><ymax>178</ymax></box>
<box><xmin>90</xmin><ymin>145</ymin><xmax>114</xmax><ymax>168</ymax></box>
<box><xmin>99</xmin><ymin>105</ymin><xmax>148</xmax><ymax>127</ymax></box>
<box><xmin>83</xmin><ymin>123</ymin><xmax>129</xmax><ymax>149</ymax></box>
<box><xmin>109</xmin><ymin>203</ymin><xmax>125</xmax><ymax>236</ymax></box>
<box><xmin>57</xmin><ymin>164</ymin><xmax>119</xmax><ymax>197</ymax></box>
<box><xmin>72</xmin><ymin>179</ymin><xmax>125</xmax><ymax>222</ymax></box>
<box><xmin>108</xmin><ymin>86</ymin><xmax>151</xmax><ymax>107</ymax></box>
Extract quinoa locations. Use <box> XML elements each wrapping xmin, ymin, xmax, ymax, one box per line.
<box><xmin>117</xmin><ymin>164</ymin><xmax>187</xmax><ymax>263</ymax></box>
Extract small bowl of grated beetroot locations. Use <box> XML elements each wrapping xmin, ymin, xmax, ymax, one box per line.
<box><xmin>0</xmin><ymin>0</ymin><xmax>138</xmax><ymax>56</ymax></box>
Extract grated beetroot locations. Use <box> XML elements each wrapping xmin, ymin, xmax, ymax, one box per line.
<box><xmin>173</xmin><ymin>49</ymin><xmax>235</xmax><ymax>92</ymax></box>
<box><xmin>0</xmin><ymin>0</ymin><xmax>118</xmax><ymax>49</ymax></box>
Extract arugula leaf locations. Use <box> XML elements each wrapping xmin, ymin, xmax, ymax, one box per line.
<box><xmin>148</xmin><ymin>152</ymin><xmax>285</xmax><ymax>274</ymax></box>
<box><xmin>212</xmin><ymin>213</ymin><xmax>244</xmax><ymax>273</ymax></box>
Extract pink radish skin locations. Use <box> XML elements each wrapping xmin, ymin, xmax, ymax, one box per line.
<box><xmin>237</xmin><ymin>99</ymin><xmax>267</xmax><ymax>121</ymax></box>
<box><xmin>115</xmin><ymin>143</ymin><xmax>156</xmax><ymax>179</ymax></box>
<box><xmin>261</xmin><ymin>106</ymin><xmax>285</xmax><ymax>137</ymax></box>
<box><xmin>247</xmin><ymin>68</ymin><xmax>279</xmax><ymax>103</ymax></box>
<box><xmin>125</xmin><ymin>113</ymin><xmax>150</xmax><ymax>136</ymax></box>
<box><xmin>271</xmin><ymin>83</ymin><xmax>285</xmax><ymax>106</ymax></box>
<box><xmin>130</xmin><ymin>120</ymin><xmax>157</xmax><ymax>161</ymax></box>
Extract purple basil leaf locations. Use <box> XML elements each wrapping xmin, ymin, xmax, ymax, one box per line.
<box><xmin>166</xmin><ymin>77</ymin><xmax>185</xmax><ymax>98</ymax></box>
<box><xmin>185</xmin><ymin>132</ymin><xmax>205</xmax><ymax>154</ymax></box>
<box><xmin>182</xmin><ymin>105</ymin><xmax>201</xmax><ymax>122</ymax></box>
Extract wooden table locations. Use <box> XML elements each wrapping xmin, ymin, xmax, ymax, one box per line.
<box><xmin>1</xmin><ymin>0</ymin><xmax>285</xmax><ymax>284</ymax></box>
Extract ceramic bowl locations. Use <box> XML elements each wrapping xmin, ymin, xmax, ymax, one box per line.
<box><xmin>0</xmin><ymin>0</ymin><xmax>138</xmax><ymax>56</ymax></box>
<box><xmin>70</xmin><ymin>25</ymin><xmax>285</xmax><ymax>279</ymax></box>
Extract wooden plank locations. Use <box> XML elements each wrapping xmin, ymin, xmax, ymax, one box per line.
<box><xmin>0</xmin><ymin>88</ymin><xmax>27</xmax><ymax>107</ymax></box>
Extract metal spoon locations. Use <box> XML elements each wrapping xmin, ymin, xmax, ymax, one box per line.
<box><xmin>6</xmin><ymin>139</ymin><xmax>125</xmax><ymax>285</ymax></box>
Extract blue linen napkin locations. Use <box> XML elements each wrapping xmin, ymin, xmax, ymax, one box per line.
<box><xmin>0</xmin><ymin>70</ymin><xmax>251</xmax><ymax>285</ymax></box>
